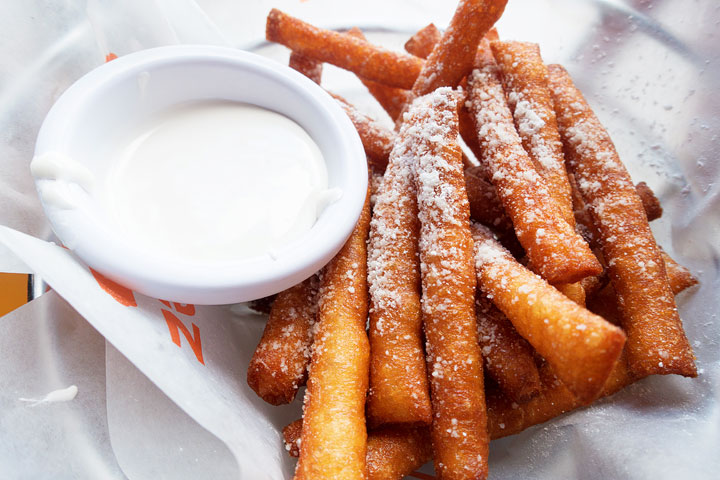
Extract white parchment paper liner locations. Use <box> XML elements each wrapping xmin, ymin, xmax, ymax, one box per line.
<box><xmin>0</xmin><ymin>0</ymin><xmax>718</xmax><ymax>478</ymax></box>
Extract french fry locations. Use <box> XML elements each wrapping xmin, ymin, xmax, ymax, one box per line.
<box><xmin>471</xmin><ymin>223</ymin><xmax>626</xmax><ymax>403</ymax></box>
<box><xmin>458</xmin><ymin>34</ymin><xmax>499</xmax><ymax>164</ymax></box>
<box><xmin>285</xmin><ymin>419</ymin><xmax>433</xmax><ymax>480</ymax></box>
<box><xmin>486</xmin><ymin>361</ymin><xmax>576</xmax><ymax>439</ymax></box>
<box><xmin>411</xmin><ymin>88</ymin><xmax>489</xmax><ymax>480</ymax></box>
<box><xmin>491</xmin><ymin>42</ymin><xmax>586</xmax><ymax>312</ymax></box>
<box><xmin>571</xmin><ymin>173</ymin><xmax>663</xmax><ymax>249</ymax></box>
<box><xmin>548</xmin><ymin>64</ymin><xmax>697</xmax><ymax>378</ymax></box>
<box><xmin>662</xmin><ymin>250</ymin><xmax>699</xmax><ymax>294</ymax></box>
<box><xmin>369</xmin><ymin>169</ymin><xmax>385</xmax><ymax>207</ymax></box>
<box><xmin>487</xmin><ymin>355</ymin><xmax>635</xmax><ymax>439</ymax></box>
<box><xmin>464</xmin><ymin>166</ymin><xmax>513</xmax><ymax>236</ymax></box>
<box><xmin>585</xmin><ymin>284</ymin><xmax>622</xmax><ymax>326</ymax></box>
<box><xmin>294</xmin><ymin>191</ymin><xmax>372</xmax><ymax>480</ymax></box>
<box><xmin>346</xmin><ymin>27</ymin><xmax>411</xmax><ymax>122</ymax></box>
<box><xmin>247</xmin><ymin>277</ymin><xmax>317</xmax><ymax>405</ymax></box>
<box><xmin>491</xmin><ymin>41</ymin><xmax>575</xmax><ymax>227</ymax></box>
<box><xmin>344</xmin><ymin>23</ymin><xmax>441</xmax><ymax>122</ymax></box>
<box><xmin>411</xmin><ymin>0</ymin><xmax>508</xmax><ymax>96</ymax></box>
<box><xmin>247</xmin><ymin>294</ymin><xmax>276</xmax><ymax>315</ymax></box>
<box><xmin>464</xmin><ymin>166</ymin><xmax>525</xmax><ymax>258</ymax></box>
<box><xmin>554</xmin><ymin>281</ymin><xmax>586</xmax><ymax>306</ymax></box>
<box><xmin>283</xmin><ymin>419</ymin><xmax>304</xmax><ymax>458</ymax></box>
<box><xmin>580</xmin><ymin>273</ymin><xmax>605</xmax><ymax>298</ymax></box>
<box><xmin>458</xmin><ymin>103</ymin><xmax>484</xmax><ymax>164</ymax></box>
<box><xmin>331</xmin><ymin>93</ymin><xmax>393</xmax><ymax>172</ymax></box>
<box><xmin>262</xmin><ymin>6</ymin><xmax>702</xmax><ymax>475</ymax></box>
<box><xmin>361</xmin><ymin>79</ymin><xmax>411</xmax><ymax>122</ymax></box>
<box><xmin>289</xmin><ymin>357</ymin><xmax>631</xmax><ymax>460</ymax></box>
<box><xmin>571</xmin><ymin>172</ymin><xmax>667</xmax><ymax>303</ymax></box>
<box><xmin>289</xmin><ymin>362</ymin><xmax>632</xmax><ymax>460</ymax></box>
<box><xmin>485</xmin><ymin>27</ymin><xmax>500</xmax><ymax>43</ymax></box>
<box><xmin>404</xmin><ymin>23</ymin><xmax>442</xmax><ymax>59</ymax></box>
<box><xmin>635</xmin><ymin>181</ymin><xmax>663</xmax><ymax>221</ymax></box>
<box><xmin>366</xmin><ymin>94</ymin><xmax>432</xmax><ymax>427</ymax></box>
<box><xmin>467</xmin><ymin>55</ymin><xmax>602</xmax><ymax>284</ymax></box>
<box><xmin>476</xmin><ymin>294</ymin><xmax>542</xmax><ymax>403</ymax></box>
<box><xmin>588</xmin><ymin>253</ymin><xmax>699</xmax><ymax>324</ymax></box>
<box><xmin>266</xmin><ymin>9</ymin><xmax>423</xmax><ymax>89</ymax></box>
<box><xmin>289</xmin><ymin>51</ymin><xmax>323</xmax><ymax>84</ymax></box>
<box><xmin>366</xmin><ymin>426</ymin><xmax>434</xmax><ymax>480</ymax></box>
<box><xmin>568</xmin><ymin>171</ymin><xmax>600</xmax><ymax>245</ymax></box>
<box><xmin>467</xmin><ymin>166</ymin><xmax>660</xmax><ymax>252</ymax></box>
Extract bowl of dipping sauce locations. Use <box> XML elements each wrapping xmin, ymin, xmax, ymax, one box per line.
<box><xmin>31</xmin><ymin>45</ymin><xmax>367</xmax><ymax>304</ymax></box>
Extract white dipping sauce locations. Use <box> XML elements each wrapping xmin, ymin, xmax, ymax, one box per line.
<box><xmin>104</xmin><ymin>100</ymin><xmax>335</xmax><ymax>263</ymax></box>
<box><xmin>31</xmin><ymin>152</ymin><xmax>95</xmax><ymax>209</ymax></box>
<box><xmin>19</xmin><ymin>385</ymin><xmax>78</xmax><ymax>406</ymax></box>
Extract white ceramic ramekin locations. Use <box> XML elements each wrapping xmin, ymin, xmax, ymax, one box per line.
<box><xmin>33</xmin><ymin>45</ymin><xmax>367</xmax><ymax>304</ymax></box>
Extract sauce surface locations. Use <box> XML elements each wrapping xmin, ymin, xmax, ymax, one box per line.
<box><xmin>104</xmin><ymin>100</ymin><xmax>332</xmax><ymax>263</ymax></box>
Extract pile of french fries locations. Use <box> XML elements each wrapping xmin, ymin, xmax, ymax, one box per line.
<box><xmin>247</xmin><ymin>1</ymin><xmax>699</xmax><ymax>479</ymax></box>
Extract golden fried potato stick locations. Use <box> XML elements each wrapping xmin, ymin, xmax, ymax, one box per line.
<box><xmin>485</xmin><ymin>27</ymin><xmax>500</xmax><ymax>42</ymax></box>
<box><xmin>247</xmin><ymin>276</ymin><xmax>318</xmax><ymax>405</ymax></box>
<box><xmin>491</xmin><ymin>41</ymin><xmax>575</xmax><ymax>227</ymax></box>
<box><xmin>464</xmin><ymin>166</ymin><xmax>593</xmax><ymax>307</ymax></box>
<box><xmin>471</xmin><ymin>223</ymin><xmax>626</xmax><ymax>403</ymax></box>
<box><xmin>635</xmin><ymin>181</ymin><xmax>663</xmax><ymax>221</ymax></box>
<box><xmin>331</xmin><ymin>93</ymin><xmax>393</xmax><ymax>172</ymax></box>
<box><xmin>464</xmin><ymin>166</ymin><xmax>514</xmax><ymax>236</ymax></box>
<box><xmin>464</xmin><ymin>167</ymin><xmax>525</xmax><ymax>258</ymax></box>
<box><xmin>410</xmin><ymin>88</ymin><xmax>489</xmax><ymax>480</ymax></box>
<box><xmin>366</xmin><ymin>100</ymin><xmax>432</xmax><ymax>427</ymax></box>
<box><xmin>458</xmin><ymin>32</ymin><xmax>499</xmax><ymax>164</ymax></box>
<box><xmin>289</xmin><ymin>51</ymin><xmax>323</xmax><ymax>84</ymax></box>
<box><xmin>283</xmin><ymin>419</ymin><xmax>304</xmax><ymax>458</ymax></box>
<box><xmin>405</xmin><ymin>23</ymin><xmax>497</xmax><ymax>61</ymax></box>
<box><xmin>361</xmin><ymin>79</ymin><xmax>411</xmax><ymax>122</ymax></box>
<box><xmin>588</xmin><ymin>253</ymin><xmax>698</xmax><ymax>326</ymax></box>
<box><xmin>467</xmin><ymin>56</ymin><xmax>602</xmax><ymax>284</ymax></box>
<box><xmin>411</xmin><ymin>0</ymin><xmax>507</xmax><ymax>96</ymax></box>
<box><xmin>285</xmin><ymin>419</ymin><xmax>433</xmax><ymax>480</ymax></box>
<box><xmin>568</xmin><ymin>172</ymin><xmax>600</xmax><ymax>246</ymax></box>
<box><xmin>458</xmin><ymin>103</ymin><xmax>484</xmax><ymax>163</ymax></box>
<box><xmin>476</xmin><ymin>294</ymin><xmax>541</xmax><ymax>403</ymax></box>
<box><xmin>266</xmin><ymin>9</ymin><xmax>423</xmax><ymax>89</ymax></box>
<box><xmin>295</xmin><ymin>191</ymin><xmax>372</xmax><ymax>480</ymax></box>
<box><xmin>571</xmin><ymin>173</ymin><xmax>663</xmax><ymax>251</ymax></box>
<box><xmin>572</xmin><ymin>175</ymin><xmax>670</xmax><ymax>308</ymax></box>
<box><xmin>486</xmin><ymin>362</ymin><xmax>575</xmax><ymax>439</ymax></box>
<box><xmin>467</xmin><ymin>166</ymin><xmax>658</xmax><ymax>255</ymax></box>
<box><xmin>404</xmin><ymin>23</ymin><xmax>442</xmax><ymax>59</ymax></box>
<box><xmin>662</xmin><ymin>250</ymin><xmax>699</xmax><ymax>294</ymax></box>
<box><xmin>548</xmin><ymin>64</ymin><xmax>697</xmax><ymax>378</ymax></box>
<box><xmin>554</xmin><ymin>282</ymin><xmax>587</xmax><ymax>306</ymax></box>
<box><xmin>369</xmin><ymin>169</ymin><xmax>385</xmax><ymax>208</ymax></box>
<box><xmin>487</xmin><ymin>356</ymin><xmax>635</xmax><ymax>439</ymax></box>
<box><xmin>291</xmin><ymin>361</ymin><xmax>633</xmax><ymax>460</ymax></box>
<box><xmin>585</xmin><ymin>284</ymin><xmax>623</xmax><ymax>326</ymax></box>
<box><xmin>580</xmin><ymin>274</ymin><xmax>605</xmax><ymax>298</ymax></box>
<box><xmin>289</xmin><ymin>352</ymin><xmax>633</xmax><ymax>463</ymax></box>
<box><xmin>571</xmin><ymin>173</ymin><xmax>665</xmax><ymax>303</ymax></box>
<box><xmin>247</xmin><ymin>294</ymin><xmax>276</xmax><ymax>315</ymax></box>
<box><xmin>347</xmin><ymin>23</ymin><xmax>441</xmax><ymax>122</ymax></box>
<box><xmin>345</xmin><ymin>27</ymin><xmax>411</xmax><ymax>122</ymax></box>
<box><xmin>366</xmin><ymin>426</ymin><xmax>433</xmax><ymax>480</ymax></box>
